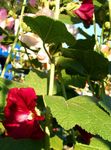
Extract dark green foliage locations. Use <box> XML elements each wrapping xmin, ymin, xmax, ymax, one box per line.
<box><xmin>61</xmin><ymin>48</ymin><xmax>109</xmax><ymax>80</ymax></box>
<box><xmin>23</xmin><ymin>15</ymin><xmax>76</xmax><ymax>46</ymax></box>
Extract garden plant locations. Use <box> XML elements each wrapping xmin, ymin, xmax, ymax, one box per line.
<box><xmin>0</xmin><ymin>0</ymin><xmax>111</xmax><ymax>149</ymax></box>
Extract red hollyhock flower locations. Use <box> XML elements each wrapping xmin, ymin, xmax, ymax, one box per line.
<box><xmin>3</xmin><ymin>88</ymin><xmax>45</xmax><ymax>140</ymax></box>
<box><xmin>73</xmin><ymin>0</ymin><xmax>94</xmax><ymax>27</ymax></box>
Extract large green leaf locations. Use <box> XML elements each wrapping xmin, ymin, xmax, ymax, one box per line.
<box><xmin>24</xmin><ymin>70</ymin><xmax>58</xmax><ymax>95</ymax></box>
<box><xmin>0</xmin><ymin>137</ymin><xmax>44</xmax><ymax>150</ymax></box>
<box><xmin>56</xmin><ymin>56</ymin><xmax>86</xmax><ymax>76</ymax></box>
<box><xmin>61</xmin><ymin>70</ymin><xmax>86</xmax><ymax>88</ymax></box>
<box><xmin>74</xmin><ymin>138</ymin><xmax>111</xmax><ymax>150</ymax></box>
<box><xmin>50</xmin><ymin>136</ymin><xmax>63</xmax><ymax>150</ymax></box>
<box><xmin>24</xmin><ymin>70</ymin><xmax>48</xmax><ymax>95</ymax></box>
<box><xmin>89</xmin><ymin>137</ymin><xmax>111</xmax><ymax>150</ymax></box>
<box><xmin>70</xmin><ymin>36</ymin><xmax>95</xmax><ymax>51</ymax></box>
<box><xmin>99</xmin><ymin>94</ymin><xmax>111</xmax><ymax>116</ymax></box>
<box><xmin>23</xmin><ymin>16</ymin><xmax>75</xmax><ymax>46</ymax></box>
<box><xmin>62</xmin><ymin>48</ymin><xmax>109</xmax><ymax>80</ymax></box>
<box><xmin>75</xmin><ymin>137</ymin><xmax>111</xmax><ymax>150</ymax></box>
<box><xmin>44</xmin><ymin>95</ymin><xmax>111</xmax><ymax>142</ymax></box>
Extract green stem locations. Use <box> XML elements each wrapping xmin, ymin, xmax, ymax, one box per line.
<box><xmin>43</xmin><ymin>43</ymin><xmax>52</xmax><ymax>62</ymax></box>
<box><xmin>45</xmin><ymin>60</ymin><xmax>55</xmax><ymax>150</ymax></box>
<box><xmin>78</xmin><ymin>27</ymin><xmax>91</xmax><ymax>39</ymax></box>
<box><xmin>101</xmin><ymin>80</ymin><xmax>105</xmax><ymax>95</ymax></box>
<box><xmin>108</xmin><ymin>0</ymin><xmax>111</xmax><ymax>40</ymax></box>
<box><xmin>44</xmin><ymin>0</ymin><xmax>60</xmax><ymax>147</ymax></box>
<box><xmin>87</xmin><ymin>76</ymin><xmax>95</xmax><ymax>96</ymax></box>
<box><xmin>54</xmin><ymin>0</ymin><xmax>60</xmax><ymax>19</ymax></box>
<box><xmin>93</xmin><ymin>13</ymin><xmax>99</xmax><ymax>52</ymax></box>
<box><xmin>48</xmin><ymin>62</ymin><xmax>55</xmax><ymax>96</ymax></box>
<box><xmin>1</xmin><ymin>0</ymin><xmax>27</xmax><ymax>78</ymax></box>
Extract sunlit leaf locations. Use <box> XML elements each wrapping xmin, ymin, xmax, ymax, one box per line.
<box><xmin>44</xmin><ymin>95</ymin><xmax>111</xmax><ymax>142</ymax></box>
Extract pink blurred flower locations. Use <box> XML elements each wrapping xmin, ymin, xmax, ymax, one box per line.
<box><xmin>0</xmin><ymin>36</ymin><xmax>5</xmax><ymax>42</ymax></box>
<box><xmin>0</xmin><ymin>8</ymin><xmax>7</xmax><ymax>22</ymax></box>
<box><xmin>0</xmin><ymin>44</ymin><xmax>8</xmax><ymax>51</ymax></box>
<box><xmin>3</xmin><ymin>88</ymin><xmax>45</xmax><ymax>140</ymax></box>
<box><xmin>0</xmin><ymin>8</ymin><xmax>14</xmax><ymax>30</ymax></box>
<box><xmin>73</xmin><ymin>0</ymin><xmax>94</xmax><ymax>27</ymax></box>
<box><xmin>29</xmin><ymin>0</ymin><xmax>36</xmax><ymax>7</ymax></box>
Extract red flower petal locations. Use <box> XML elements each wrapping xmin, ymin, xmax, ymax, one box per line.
<box><xmin>4</xmin><ymin>120</ymin><xmax>45</xmax><ymax>139</ymax></box>
<box><xmin>3</xmin><ymin>88</ymin><xmax>45</xmax><ymax>140</ymax></box>
<box><xmin>73</xmin><ymin>0</ymin><xmax>94</xmax><ymax>26</ymax></box>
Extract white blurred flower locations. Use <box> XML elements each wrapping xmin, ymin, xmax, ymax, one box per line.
<box><xmin>0</xmin><ymin>20</ymin><xmax>6</xmax><ymax>29</ymax></box>
<box><xmin>37</xmin><ymin>49</ymin><xmax>49</xmax><ymax>63</ymax></box>
<box><xmin>19</xmin><ymin>32</ymin><xmax>43</xmax><ymax>50</ymax></box>
<box><xmin>36</xmin><ymin>7</ymin><xmax>54</xmax><ymax>18</ymax></box>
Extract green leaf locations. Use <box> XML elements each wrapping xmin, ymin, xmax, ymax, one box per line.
<box><xmin>94</xmin><ymin>0</ymin><xmax>106</xmax><ymax>7</ymax></box>
<box><xmin>99</xmin><ymin>94</ymin><xmax>111</xmax><ymax>116</ymax></box>
<box><xmin>75</xmin><ymin>138</ymin><xmax>111</xmax><ymax>150</ymax></box>
<box><xmin>0</xmin><ymin>27</ymin><xmax>8</xmax><ymax>35</ymax></box>
<box><xmin>24</xmin><ymin>70</ymin><xmax>48</xmax><ymax>95</ymax></box>
<box><xmin>62</xmin><ymin>49</ymin><xmax>109</xmax><ymax>80</ymax></box>
<box><xmin>0</xmin><ymin>122</ymin><xmax>5</xmax><ymax>135</ymax></box>
<box><xmin>61</xmin><ymin>70</ymin><xmax>86</xmax><ymax>88</ymax></box>
<box><xmin>44</xmin><ymin>95</ymin><xmax>111</xmax><ymax>142</ymax></box>
<box><xmin>23</xmin><ymin>16</ymin><xmax>75</xmax><ymax>46</ymax></box>
<box><xmin>0</xmin><ymin>137</ymin><xmax>44</xmax><ymax>150</ymax></box>
<box><xmin>75</xmin><ymin>143</ymin><xmax>98</xmax><ymax>150</ymax></box>
<box><xmin>24</xmin><ymin>70</ymin><xmax>58</xmax><ymax>95</ymax></box>
<box><xmin>90</xmin><ymin>137</ymin><xmax>111</xmax><ymax>150</ymax></box>
<box><xmin>56</xmin><ymin>56</ymin><xmax>86</xmax><ymax>76</ymax></box>
<box><xmin>71</xmin><ymin>36</ymin><xmax>95</xmax><ymax>51</ymax></box>
<box><xmin>59</xmin><ymin>14</ymin><xmax>74</xmax><ymax>24</ymax></box>
<box><xmin>50</xmin><ymin>136</ymin><xmax>63</xmax><ymax>150</ymax></box>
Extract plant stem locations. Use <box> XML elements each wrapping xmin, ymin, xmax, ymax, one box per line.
<box><xmin>48</xmin><ymin>61</ymin><xmax>55</xmax><ymax>96</ymax></box>
<box><xmin>54</xmin><ymin>0</ymin><xmax>60</xmax><ymax>19</ymax></box>
<box><xmin>44</xmin><ymin>0</ymin><xmax>60</xmax><ymax>148</ymax></box>
<box><xmin>1</xmin><ymin>0</ymin><xmax>27</xmax><ymax>78</ymax></box>
<box><xmin>43</xmin><ymin>43</ymin><xmax>52</xmax><ymax>62</ymax></box>
<box><xmin>93</xmin><ymin>13</ymin><xmax>99</xmax><ymax>52</ymax></box>
<box><xmin>87</xmin><ymin>76</ymin><xmax>95</xmax><ymax>96</ymax></box>
<box><xmin>108</xmin><ymin>0</ymin><xmax>111</xmax><ymax>40</ymax></box>
<box><xmin>45</xmin><ymin>60</ymin><xmax>55</xmax><ymax>150</ymax></box>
